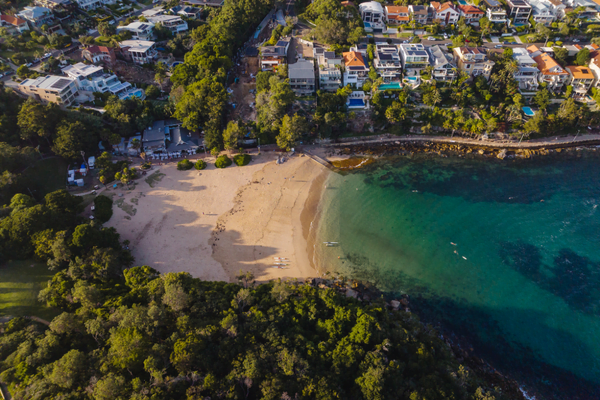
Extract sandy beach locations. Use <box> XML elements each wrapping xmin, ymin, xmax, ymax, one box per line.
<box><xmin>105</xmin><ymin>153</ymin><xmax>327</xmax><ymax>282</ymax></box>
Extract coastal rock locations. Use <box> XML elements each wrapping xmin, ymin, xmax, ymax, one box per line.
<box><xmin>391</xmin><ymin>300</ymin><xmax>401</xmax><ymax>309</ymax></box>
<box><xmin>497</xmin><ymin>149</ymin><xmax>507</xmax><ymax>159</ymax></box>
<box><xmin>346</xmin><ymin>289</ymin><xmax>358</xmax><ymax>299</ymax></box>
<box><xmin>478</xmin><ymin>149</ymin><xmax>485</xmax><ymax>155</ymax></box>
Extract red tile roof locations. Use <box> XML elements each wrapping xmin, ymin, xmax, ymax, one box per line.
<box><xmin>457</xmin><ymin>5</ymin><xmax>484</xmax><ymax>14</ymax></box>
<box><xmin>0</xmin><ymin>14</ymin><xmax>27</xmax><ymax>26</ymax></box>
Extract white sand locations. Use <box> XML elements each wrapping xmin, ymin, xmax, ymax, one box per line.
<box><xmin>105</xmin><ymin>153</ymin><xmax>326</xmax><ymax>282</ymax></box>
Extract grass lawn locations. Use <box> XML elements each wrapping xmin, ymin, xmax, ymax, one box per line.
<box><xmin>398</xmin><ymin>32</ymin><xmax>412</xmax><ymax>37</ymax></box>
<box><xmin>95</xmin><ymin>36</ymin><xmax>114</xmax><ymax>46</ymax></box>
<box><xmin>20</xmin><ymin>157</ymin><xmax>68</xmax><ymax>201</ymax></box>
<box><xmin>0</xmin><ymin>259</ymin><xmax>59</xmax><ymax>321</ymax></box>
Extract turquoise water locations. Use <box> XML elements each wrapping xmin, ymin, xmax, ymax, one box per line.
<box><xmin>313</xmin><ymin>153</ymin><xmax>600</xmax><ymax>397</ymax></box>
<box><xmin>378</xmin><ymin>82</ymin><xmax>403</xmax><ymax>90</ymax></box>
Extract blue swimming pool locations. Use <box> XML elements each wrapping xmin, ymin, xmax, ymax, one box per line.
<box><xmin>458</xmin><ymin>0</ymin><xmax>467</xmax><ymax>4</ymax></box>
<box><xmin>364</xmin><ymin>22</ymin><xmax>371</xmax><ymax>28</ymax></box>
<box><xmin>348</xmin><ymin>98</ymin><xmax>365</xmax><ymax>107</ymax></box>
<box><xmin>407</xmin><ymin>77</ymin><xmax>418</xmax><ymax>81</ymax></box>
<box><xmin>379</xmin><ymin>82</ymin><xmax>402</xmax><ymax>90</ymax></box>
<box><xmin>522</xmin><ymin>106</ymin><xmax>534</xmax><ymax>116</ymax></box>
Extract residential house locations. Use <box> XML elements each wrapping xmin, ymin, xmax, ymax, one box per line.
<box><xmin>512</xmin><ymin>47</ymin><xmax>539</xmax><ymax>95</ymax></box>
<box><xmin>35</xmin><ymin>0</ymin><xmax>71</xmax><ymax>9</ymax></box>
<box><xmin>545</xmin><ymin>0</ymin><xmax>567</xmax><ymax>19</ymax></box>
<box><xmin>314</xmin><ymin>48</ymin><xmax>342</xmax><ymax>91</ymax></box>
<box><xmin>343</xmin><ymin>51</ymin><xmax>369</xmax><ymax>88</ymax></box>
<box><xmin>408</xmin><ymin>5</ymin><xmax>428</xmax><ymax>25</ymax></box>
<box><xmin>116</xmin><ymin>22</ymin><xmax>155</xmax><ymax>40</ymax></box>
<box><xmin>358</xmin><ymin>1</ymin><xmax>386</xmax><ymax>32</ymax></box>
<box><xmin>119</xmin><ymin>40</ymin><xmax>158</xmax><ymax>65</ymax></box>
<box><xmin>399</xmin><ymin>43</ymin><xmax>430</xmax><ymax>77</ymax></box>
<box><xmin>347</xmin><ymin>91</ymin><xmax>367</xmax><ymax>109</ymax></box>
<box><xmin>453</xmin><ymin>47</ymin><xmax>495</xmax><ymax>79</ymax></box>
<box><xmin>82</xmin><ymin>45</ymin><xmax>116</xmax><ymax>65</ymax></box>
<box><xmin>527</xmin><ymin>45</ymin><xmax>569</xmax><ymax>91</ymax></box>
<box><xmin>288</xmin><ymin>59</ymin><xmax>316</xmax><ymax>96</ymax></box>
<box><xmin>566</xmin><ymin>0</ymin><xmax>600</xmax><ymax>18</ymax></box>
<box><xmin>566</xmin><ymin>65</ymin><xmax>594</xmax><ymax>100</ymax></box>
<box><xmin>482</xmin><ymin>0</ymin><xmax>507</xmax><ymax>23</ymax></box>
<box><xmin>528</xmin><ymin>0</ymin><xmax>556</xmax><ymax>25</ymax></box>
<box><xmin>62</xmin><ymin>62</ymin><xmax>144</xmax><ymax>101</ymax></box>
<box><xmin>0</xmin><ymin>15</ymin><xmax>30</xmax><ymax>35</ymax></box>
<box><xmin>587</xmin><ymin>51</ymin><xmax>600</xmax><ymax>89</ymax></box>
<box><xmin>18</xmin><ymin>75</ymin><xmax>78</xmax><ymax>106</ymax></box>
<box><xmin>143</xmin><ymin>120</ymin><xmax>172</xmax><ymax>152</ymax></box>
<box><xmin>430</xmin><ymin>1</ymin><xmax>460</xmax><ymax>25</ymax></box>
<box><xmin>374</xmin><ymin>44</ymin><xmax>402</xmax><ymax>82</ymax></box>
<box><xmin>147</xmin><ymin>15</ymin><xmax>188</xmax><ymax>34</ymax></box>
<box><xmin>507</xmin><ymin>0</ymin><xmax>532</xmax><ymax>25</ymax></box>
<box><xmin>428</xmin><ymin>45</ymin><xmax>456</xmax><ymax>81</ymax></box>
<box><xmin>75</xmin><ymin>0</ymin><xmax>101</xmax><ymax>10</ymax></box>
<box><xmin>457</xmin><ymin>5</ymin><xmax>484</xmax><ymax>24</ymax></box>
<box><xmin>166</xmin><ymin>125</ymin><xmax>200</xmax><ymax>153</ymax></box>
<box><xmin>177</xmin><ymin>6</ymin><xmax>201</xmax><ymax>19</ymax></box>
<box><xmin>260</xmin><ymin>39</ymin><xmax>289</xmax><ymax>71</ymax></box>
<box><xmin>349</xmin><ymin>43</ymin><xmax>368</xmax><ymax>58</ymax></box>
<box><xmin>385</xmin><ymin>5</ymin><xmax>410</xmax><ymax>25</ymax></box>
<box><xmin>141</xmin><ymin>7</ymin><xmax>165</xmax><ymax>18</ymax></box>
<box><xmin>17</xmin><ymin>6</ymin><xmax>54</xmax><ymax>28</ymax></box>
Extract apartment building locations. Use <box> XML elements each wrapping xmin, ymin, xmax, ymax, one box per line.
<box><xmin>528</xmin><ymin>0</ymin><xmax>556</xmax><ymax>25</ymax></box>
<box><xmin>288</xmin><ymin>59</ymin><xmax>316</xmax><ymax>96</ymax></box>
<box><xmin>119</xmin><ymin>40</ymin><xmax>158</xmax><ymax>65</ymax></box>
<box><xmin>587</xmin><ymin>51</ymin><xmax>600</xmax><ymax>89</ymax></box>
<box><xmin>430</xmin><ymin>1</ymin><xmax>460</xmax><ymax>25</ymax></box>
<box><xmin>566</xmin><ymin>65</ymin><xmax>594</xmax><ymax>100</ymax></box>
<box><xmin>457</xmin><ymin>5</ymin><xmax>484</xmax><ymax>24</ymax></box>
<box><xmin>482</xmin><ymin>0</ymin><xmax>507</xmax><ymax>23</ymax></box>
<box><xmin>359</xmin><ymin>1</ymin><xmax>386</xmax><ymax>32</ymax></box>
<box><xmin>314</xmin><ymin>48</ymin><xmax>342</xmax><ymax>91</ymax></box>
<box><xmin>62</xmin><ymin>62</ymin><xmax>144</xmax><ymax>101</ymax></box>
<box><xmin>408</xmin><ymin>5</ymin><xmax>428</xmax><ymax>25</ymax></box>
<box><xmin>0</xmin><ymin>15</ymin><xmax>30</xmax><ymax>35</ymax></box>
<box><xmin>343</xmin><ymin>51</ymin><xmax>369</xmax><ymax>88</ymax></box>
<box><xmin>147</xmin><ymin>15</ymin><xmax>188</xmax><ymax>34</ymax></box>
<box><xmin>18</xmin><ymin>75</ymin><xmax>78</xmax><ymax>106</ymax></box>
<box><xmin>260</xmin><ymin>39</ymin><xmax>289</xmax><ymax>71</ymax></box>
<box><xmin>429</xmin><ymin>45</ymin><xmax>456</xmax><ymax>81</ymax></box>
<box><xmin>399</xmin><ymin>43</ymin><xmax>430</xmax><ymax>76</ymax></box>
<box><xmin>17</xmin><ymin>6</ymin><xmax>54</xmax><ymax>27</ymax></box>
<box><xmin>117</xmin><ymin>22</ymin><xmax>155</xmax><ymax>40</ymax></box>
<box><xmin>385</xmin><ymin>5</ymin><xmax>409</xmax><ymax>24</ymax></box>
<box><xmin>374</xmin><ymin>44</ymin><xmax>402</xmax><ymax>82</ymax></box>
<box><xmin>82</xmin><ymin>45</ymin><xmax>116</xmax><ymax>65</ymax></box>
<box><xmin>507</xmin><ymin>0</ymin><xmax>532</xmax><ymax>25</ymax></box>
<box><xmin>453</xmin><ymin>47</ymin><xmax>495</xmax><ymax>79</ymax></box>
<box><xmin>512</xmin><ymin>47</ymin><xmax>539</xmax><ymax>95</ymax></box>
<box><xmin>528</xmin><ymin>45</ymin><xmax>569</xmax><ymax>91</ymax></box>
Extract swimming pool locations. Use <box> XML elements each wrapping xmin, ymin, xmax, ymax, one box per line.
<box><xmin>458</xmin><ymin>0</ymin><xmax>467</xmax><ymax>4</ymax></box>
<box><xmin>522</xmin><ymin>106</ymin><xmax>535</xmax><ymax>116</ymax></box>
<box><xmin>348</xmin><ymin>98</ymin><xmax>365</xmax><ymax>107</ymax></box>
<box><xmin>379</xmin><ymin>82</ymin><xmax>402</xmax><ymax>90</ymax></box>
<box><xmin>364</xmin><ymin>22</ymin><xmax>371</xmax><ymax>28</ymax></box>
<box><xmin>406</xmin><ymin>77</ymin><xmax>418</xmax><ymax>81</ymax></box>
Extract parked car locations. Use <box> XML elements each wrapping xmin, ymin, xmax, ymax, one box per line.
<box><xmin>427</xmin><ymin>36</ymin><xmax>437</xmax><ymax>41</ymax></box>
<box><xmin>443</xmin><ymin>33</ymin><xmax>448</xmax><ymax>39</ymax></box>
<box><xmin>495</xmin><ymin>44</ymin><xmax>504</xmax><ymax>48</ymax></box>
<box><xmin>0</xmin><ymin>73</ymin><xmax>4</xmax><ymax>79</ymax></box>
<box><xmin>4</xmin><ymin>70</ymin><xmax>14</xmax><ymax>76</ymax></box>
<box><xmin>25</xmin><ymin>62</ymin><xmax>32</xmax><ymax>67</ymax></box>
<box><xmin>572</xmin><ymin>39</ymin><xmax>580</xmax><ymax>42</ymax></box>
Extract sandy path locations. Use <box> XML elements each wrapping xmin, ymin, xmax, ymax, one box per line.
<box><xmin>211</xmin><ymin>155</ymin><xmax>326</xmax><ymax>281</ymax></box>
<box><xmin>106</xmin><ymin>153</ymin><xmax>326</xmax><ymax>282</ymax></box>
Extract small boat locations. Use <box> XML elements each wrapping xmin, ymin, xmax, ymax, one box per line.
<box><xmin>462</xmin><ymin>256</ymin><xmax>467</xmax><ymax>260</ymax></box>
<box><xmin>450</xmin><ymin>242</ymin><xmax>457</xmax><ymax>246</ymax></box>
<box><xmin>274</xmin><ymin>263</ymin><xmax>289</xmax><ymax>266</ymax></box>
<box><xmin>273</xmin><ymin>257</ymin><xmax>289</xmax><ymax>260</ymax></box>
<box><xmin>271</xmin><ymin>266</ymin><xmax>288</xmax><ymax>269</ymax></box>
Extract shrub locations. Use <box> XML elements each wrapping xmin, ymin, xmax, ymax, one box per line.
<box><xmin>94</xmin><ymin>195</ymin><xmax>113</xmax><ymax>223</ymax></box>
<box><xmin>194</xmin><ymin>159</ymin><xmax>207</xmax><ymax>170</ymax></box>
<box><xmin>177</xmin><ymin>159</ymin><xmax>193</xmax><ymax>170</ymax></box>
<box><xmin>140</xmin><ymin>162</ymin><xmax>151</xmax><ymax>170</ymax></box>
<box><xmin>233</xmin><ymin>154</ymin><xmax>251</xmax><ymax>166</ymax></box>
<box><xmin>215</xmin><ymin>155</ymin><xmax>232</xmax><ymax>169</ymax></box>
<box><xmin>555</xmin><ymin>41</ymin><xmax>563</xmax><ymax>46</ymax></box>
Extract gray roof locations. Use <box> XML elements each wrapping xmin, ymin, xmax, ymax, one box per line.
<box><xmin>429</xmin><ymin>45</ymin><xmax>455</xmax><ymax>68</ymax></box>
<box><xmin>167</xmin><ymin>127</ymin><xmax>199</xmax><ymax>151</ymax></box>
<box><xmin>289</xmin><ymin>59</ymin><xmax>315</xmax><ymax>79</ymax></box>
<box><xmin>143</xmin><ymin>119</ymin><xmax>182</xmax><ymax>145</ymax></box>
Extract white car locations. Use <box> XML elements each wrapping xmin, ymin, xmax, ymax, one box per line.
<box><xmin>427</xmin><ymin>36</ymin><xmax>436</xmax><ymax>41</ymax></box>
<box><xmin>443</xmin><ymin>34</ymin><xmax>448</xmax><ymax>39</ymax></box>
<box><xmin>572</xmin><ymin>39</ymin><xmax>580</xmax><ymax>42</ymax></box>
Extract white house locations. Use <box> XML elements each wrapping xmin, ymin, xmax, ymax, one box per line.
<box><xmin>506</xmin><ymin>0</ymin><xmax>532</xmax><ymax>25</ymax></box>
<box><xmin>358</xmin><ymin>1</ymin><xmax>386</xmax><ymax>33</ymax></box>
<box><xmin>119</xmin><ymin>40</ymin><xmax>158</xmax><ymax>65</ymax></box>
<box><xmin>527</xmin><ymin>45</ymin><xmax>569</xmax><ymax>91</ymax></box>
<box><xmin>117</xmin><ymin>22</ymin><xmax>155</xmax><ymax>40</ymax></box>
<box><xmin>453</xmin><ymin>46</ymin><xmax>495</xmax><ymax>79</ymax></box>
<box><xmin>399</xmin><ymin>43</ymin><xmax>431</xmax><ymax>77</ymax></box>
<box><xmin>512</xmin><ymin>47</ymin><xmax>539</xmax><ymax>95</ymax></box>
<box><xmin>62</xmin><ymin>62</ymin><xmax>145</xmax><ymax>101</ymax></box>
<box><xmin>482</xmin><ymin>0</ymin><xmax>507</xmax><ymax>23</ymax></box>
<box><xmin>0</xmin><ymin>15</ymin><xmax>30</xmax><ymax>35</ymax></box>
<box><xmin>374</xmin><ymin>44</ymin><xmax>402</xmax><ymax>82</ymax></box>
<box><xmin>588</xmin><ymin>51</ymin><xmax>600</xmax><ymax>89</ymax></box>
<box><xmin>75</xmin><ymin>0</ymin><xmax>101</xmax><ymax>10</ymax></box>
<box><xmin>430</xmin><ymin>2</ymin><xmax>460</xmax><ymax>26</ymax></box>
<box><xmin>385</xmin><ymin>5</ymin><xmax>410</xmax><ymax>24</ymax></box>
<box><xmin>429</xmin><ymin>45</ymin><xmax>456</xmax><ymax>81</ymax></box>
<box><xmin>147</xmin><ymin>15</ymin><xmax>188</xmax><ymax>34</ymax></box>
<box><xmin>528</xmin><ymin>0</ymin><xmax>556</xmax><ymax>25</ymax></box>
<box><xmin>314</xmin><ymin>48</ymin><xmax>343</xmax><ymax>91</ymax></box>
<box><xmin>343</xmin><ymin>50</ymin><xmax>369</xmax><ymax>88</ymax></box>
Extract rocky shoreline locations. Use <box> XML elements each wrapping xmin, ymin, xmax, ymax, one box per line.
<box><xmin>327</xmin><ymin>139</ymin><xmax>599</xmax><ymax>164</ymax></box>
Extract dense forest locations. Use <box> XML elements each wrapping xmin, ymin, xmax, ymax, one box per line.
<box><xmin>0</xmin><ymin>188</ymin><xmax>512</xmax><ymax>400</ymax></box>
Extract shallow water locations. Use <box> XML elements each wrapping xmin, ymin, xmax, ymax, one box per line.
<box><xmin>313</xmin><ymin>152</ymin><xmax>600</xmax><ymax>397</ymax></box>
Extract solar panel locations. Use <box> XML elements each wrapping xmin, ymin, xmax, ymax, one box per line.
<box><xmin>379</xmin><ymin>53</ymin><xmax>393</xmax><ymax>60</ymax></box>
<box><xmin>324</xmin><ymin>51</ymin><xmax>336</xmax><ymax>58</ymax></box>
<box><xmin>582</xmin><ymin>68</ymin><xmax>589</xmax><ymax>73</ymax></box>
<box><xmin>50</xmin><ymin>79</ymin><xmax>71</xmax><ymax>89</ymax></box>
<box><xmin>349</xmin><ymin>66</ymin><xmax>364</xmax><ymax>71</ymax></box>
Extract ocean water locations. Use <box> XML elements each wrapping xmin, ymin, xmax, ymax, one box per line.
<box><xmin>312</xmin><ymin>152</ymin><xmax>600</xmax><ymax>398</ymax></box>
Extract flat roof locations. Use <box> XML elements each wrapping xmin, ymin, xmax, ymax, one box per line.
<box><xmin>120</xmin><ymin>40</ymin><xmax>156</xmax><ymax>52</ymax></box>
<box><xmin>62</xmin><ymin>62</ymin><xmax>103</xmax><ymax>78</ymax></box>
<box><xmin>20</xmin><ymin>75</ymin><xmax>74</xmax><ymax>91</ymax></box>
